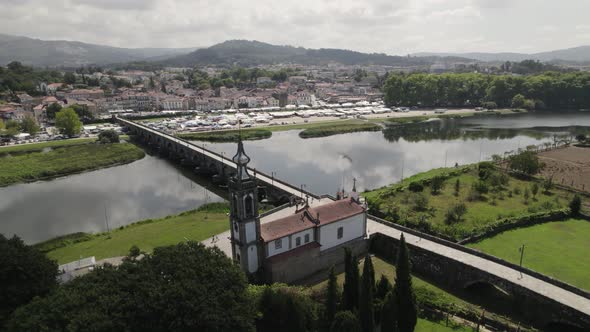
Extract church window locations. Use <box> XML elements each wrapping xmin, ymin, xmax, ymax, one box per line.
<box><xmin>245</xmin><ymin>195</ymin><xmax>253</xmax><ymax>217</ymax></box>
<box><xmin>304</xmin><ymin>234</ymin><xmax>310</xmax><ymax>243</ymax></box>
<box><xmin>296</xmin><ymin>237</ymin><xmax>301</xmax><ymax>246</ymax></box>
<box><xmin>337</xmin><ymin>227</ymin><xmax>343</xmax><ymax>239</ymax></box>
<box><xmin>274</xmin><ymin>239</ymin><xmax>282</xmax><ymax>250</ymax></box>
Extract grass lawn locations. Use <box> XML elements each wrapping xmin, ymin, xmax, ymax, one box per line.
<box><xmin>178</xmin><ymin>128</ymin><xmax>272</xmax><ymax>142</ymax></box>
<box><xmin>363</xmin><ymin>164</ymin><xmax>575</xmax><ymax>240</ymax></box>
<box><xmin>416</xmin><ymin>318</ymin><xmax>470</xmax><ymax>332</ymax></box>
<box><xmin>0</xmin><ymin>142</ymin><xmax>145</xmax><ymax>187</ymax></box>
<box><xmin>468</xmin><ymin>218</ymin><xmax>590</xmax><ymax>290</ymax></box>
<box><xmin>37</xmin><ymin>209</ymin><xmax>230</xmax><ymax>264</ymax></box>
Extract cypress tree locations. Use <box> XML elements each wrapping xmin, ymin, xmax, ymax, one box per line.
<box><xmin>380</xmin><ymin>291</ymin><xmax>398</xmax><ymax>332</ymax></box>
<box><xmin>342</xmin><ymin>248</ymin><xmax>359</xmax><ymax>311</ymax></box>
<box><xmin>360</xmin><ymin>254</ymin><xmax>375</xmax><ymax>332</ymax></box>
<box><xmin>394</xmin><ymin>234</ymin><xmax>417</xmax><ymax>332</ymax></box>
<box><xmin>375</xmin><ymin>275</ymin><xmax>392</xmax><ymax>301</ymax></box>
<box><xmin>326</xmin><ymin>266</ymin><xmax>339</xmax><ymax>325</ymax></box>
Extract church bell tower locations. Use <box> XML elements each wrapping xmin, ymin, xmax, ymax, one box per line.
<box><xmin>228</xmin><ymin>139</ymin><xmax>262</xmax><ymax>275</ymax></box>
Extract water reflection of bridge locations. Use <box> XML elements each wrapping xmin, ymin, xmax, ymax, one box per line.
<box><xmin>118</xmin><ymin>117</ymin><xmax>590</xmax><ymax>330</ymax></box>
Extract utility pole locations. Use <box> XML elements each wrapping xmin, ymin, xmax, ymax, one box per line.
<box><xmin>103</xmin><ymin>203</ymin><xmax>110</xmax><ymax>233</ymax></box>
<box><xmin>444</xmin><ymin>150</ymin><xmax>448</xmax><ymax>168</ymax></box>
<box><xmin>400</xmin><ymin>159</ymin><xmax>405</xmax><ymax>183</ymax></box>
<box><xmin>271</xmin><ymin>171</ymin><xmax>276</xmax><ymax>187</ymax></box>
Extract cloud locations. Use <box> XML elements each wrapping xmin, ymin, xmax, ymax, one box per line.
<box><xmin>0</xmin><ymin>0</ymin><xmax>587</xmax><ymax>53</ymax></box>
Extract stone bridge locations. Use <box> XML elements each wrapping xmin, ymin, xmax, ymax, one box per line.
<box><xmin>118</xmin><ymin>117</ymin><xmax>306</xmax><ymax>205</ymax></box>
<box><xmin>118</xmin><ymin>117</ymin><xmax>590</xmax><ymax>331</ymax></box>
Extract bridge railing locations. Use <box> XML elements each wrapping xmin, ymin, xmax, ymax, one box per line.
<box><xmin>368</xmin><ymin>214</ymin><xmax>590</xmax><ymax>300</ymax></box>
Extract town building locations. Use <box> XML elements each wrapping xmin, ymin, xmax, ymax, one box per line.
<box><xmin>228</xmin><ymin>140</ymin><xmax>368</xmax><ymax>283</ymax></box>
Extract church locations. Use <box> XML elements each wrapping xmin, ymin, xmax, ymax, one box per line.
<box><xmin>228</xmin><ymin>139</ymin><xmax>368</xmax><ymax>283</ymax></box>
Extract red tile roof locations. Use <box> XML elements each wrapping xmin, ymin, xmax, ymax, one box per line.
<box><xmin>260</xmin><ymin>198</ymin><xmax>365</xmax><ymax>242</ymax></box>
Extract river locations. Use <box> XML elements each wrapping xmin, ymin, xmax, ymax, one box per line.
<box><xmin>1</xmin><ymin>111</ymin><xmax>588</xmax><ymax>243</ymax></box>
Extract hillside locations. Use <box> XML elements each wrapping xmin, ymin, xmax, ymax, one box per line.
<box><xmin>0</xmin><ymin>34</ymin><xmax>197</xmax><ymax>67</ymax></box>
<box><xmin>414</xmin><ymin>45</ymin><xmax>590</xmax><ymax>63</ymax></box>
<box><xmin>165</xmin><ymin>40</ymin><xmax>473</xmax><ymax>67</ymax></box>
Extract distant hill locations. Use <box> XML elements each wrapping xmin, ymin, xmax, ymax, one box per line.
<box><xmin>0</xmin><ymin>34</ymin><xmax>198</xmax><ymax>67</ymax></box>
<box><xmin>164</xmin><ymin>40</ymin><xmax>473</xmax><ymax>67</ymax></box>
<box><xmin>414</xmin><ymin>45</ymin><xmax>590</xmax><ymax>63</ymax></box>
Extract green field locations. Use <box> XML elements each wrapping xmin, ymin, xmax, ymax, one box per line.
<box><xmin>469</xmin><ymin>219</ymin><xmax>590</xmax><ymax>290</ymax></box>
<box><xmin>416</xmin><ymin>318</ymin><xmax>470</xmax><ymax>332</ymax></box>
<box><xmin>0</xmin><ymin>142</ymin><xmax>145</xmax><ymax>187</ymax></box>
<box><xmin>298</xmin><ymin>121</ymin><xmax>382</xmax><ymax>138</ymax></box>
<box><xmin>363</xmin><ymin>164</ymin><xmax>575</xmax><ymax>240</ymax></box>
<box><xmin>178</xmin><ymin>128</ymin><xmax>272</xmax><ymax>142</ymax></box>
<box><xmin>37</xmin><ymin>208</ymin><xmax>230</xmax><ymax>264</ymax></box>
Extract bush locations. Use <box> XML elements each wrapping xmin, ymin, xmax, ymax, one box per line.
<box><xmin>508</xmin><ymin>151</ymin><xmax>544</xmax><ymax>175</ymax></box>
<box><xmin>481</xmin><ymin>101</ymin><xmax>497</xmax><ymax>109</ymax></box>
<box><xmin>98</xmin><ymin>130</ymin><xmax>120</xmax><ymax>143</ymax></box>
<box><xmin>430</xmin><ymin>176</ymin><xmax>445</xmax><ymax>195</ymax></box>
<box><xmin>412</xmin><ymin>193</ymin><xmax>429</xmax><ymax>212</ymax></box>
<box><xmin>444</xmin><ymin>203</ymin><xmax>467</xmax><ymax>225</ymax></box>
<box><xmin>570</xmin><ymin>195</ymin><xmax>582</xmax><ymax>215</ymax></box>
<box><xmin>408</xmin><ymin>182</ymin><xmax>424</xmax><ymax>192</ymax></box>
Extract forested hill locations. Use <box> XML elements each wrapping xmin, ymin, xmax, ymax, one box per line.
<box><xmin>383</xmin><ymin>72</ymin><xmax>590</xmax><ymax>110</ymax></box>
<box><xmin>163</xmin><ymin>40</ymin><xmax>472</xmax><ymax>67</ymax></box>
<box><xmin>414</xmin><ymin>45</ymin><xmax>590</xmax><ymax>63</ymax></box>
<box><xmin>0</xmin><ymin>34</ymin><xmax>197</xmax><ymax>67</ymax></box>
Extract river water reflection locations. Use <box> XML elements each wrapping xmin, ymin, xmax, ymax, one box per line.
<box><xmin>1</xmin><ymin>111</ymin><xmax>588</xmax><ymax>243</ymax></box>
<box><xmin>0</xmin><ymin>155</ymin><xmax>223</xmax><ymax>243</ymax></box>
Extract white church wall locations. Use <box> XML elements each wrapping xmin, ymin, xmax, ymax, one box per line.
<box><xmin>245</xmin><ymin>221</ymin><xmax>256</xmax><ymax>243</ymax></box>
<box><xmin>291</xmin><ymin>228</ymin><xmax>315</xmax><ymax>248</ymax></box>
<box><xmin>267</xmin><ymin>236</ymin><xmax>289</xmax><ymax>257</ymax></box>
<box><xmin>247</xmin><ymin>245</ymin><xmax>258</xmax><ymax>273</ymax></box>
<box><xmin>319</xmin><ymin>213</ymin><xmax>365</xmax><ymax>251</ymax></box>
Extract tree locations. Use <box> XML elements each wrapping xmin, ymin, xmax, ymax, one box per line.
<box><xmin>55</xmin><ymin>108</ymin><xmax>82</xmax><ymax>137</ymax></box>
<box><xmin>0</xmin><ymin>234</ymin><xmax>58</xmax><ymax>328</ymax></box>
<box><xmin>430</xmin><ymin>176</ymin><xmax>445</xmax><ymax>195</ymax></box>
<box><xmin>63</xmin><ymin>72</ymin><xmax>76</xmax><ymax>84</ymax></box>
<box><xmin>570</xmin><ymin>195</ymin><xmax>582</xmax><ymax>215</ymax></box>
<box><xmin>325</xmin><ymin>267</ymin><xmax>339</xmax><ymax>325</ymax></box>
<box><xmin>258</xmin><ymin>285</ymin><xmax>318</xmax><ymax>332</ymax></box>
<box><xmin>330</xmin><ymin>311</ymin><xmax>361</xmax><ymax>332</ymax></box>
<box><xmin>70</xmin><ymin>104</ymin><xmax>94</xmax><ymax>122</ymax></box>
<box><xmin>98</xmin><ymin>129</ymin><xmax>120</xmax><ymax>143</ymax></box>
<box><xmin>342</xmin><ymin>248</ymin><xmax>360</xmax><ymax>311</ymax></box>
<box><xmin>531</xmin><ymin>182</ymin><xmax>539</xmax><ymax>199</ymax></box>
<box><xmin>511</xmin><ymin>93</ymin><xmax>526</xmax><ymax>108</ymax></box>
<box><xmin>360</xmin><ymin>254</ymin><xmax>375</xmax><ymax>332</ymax></box>
<box><xmin>8</xmin><ymin>242</ymin><xmax>256</xmax><ymax>332</ymax></box>
<box><xmin>524</xmin><ymin>187</ymin><xmax>530</xmax><ymax>203</ymax></box>
<box><xmin>508</xmin><ymin>151</ymin><xmax>544</xmax><ymax>175</ymax></box>
<box><xmin>575</xmin><ymin>134</ymin><xmax>587</xmax><ymax>143</ymax></box>
<box><xmin>444</xmin><ymin>203</ymin><xmax>467</xmax><ymax>225</ymax></box>
<box><xmin>20</xmin><ymin>116</ymin><xmax>40</xmax><ymax>135</ymax></box>
<box><xmin>542</xmin><ymin>177</ymin><xmax>553</xmax><ymax>194</ymax></box>
<box><xmin>45</xmin><ymin>103</ymin><xmax>62</xmax><ymax>120</ymax></box>
<box><xmin>128</xmin><ymin>245</ymin><xmax>140</xmax><ymax>259</ymax></box>
<box><xmin>393</xmin><ymin>234</ymin><xmax>417</xmax><ymax>332</ymax></box>
<box><xmin>380</xmin><ymin>291</ymin><xmax>398</xmax><ymax>332</ymax></box>
<box><xmin>454</xmin><ymin>179</ymin><xmax>461</xmax><ymax>197</ymax></box>
<box><xmin>375</xmin><ymin>275</ymin><xmax>392</xmax><ymax>301</ymax></box>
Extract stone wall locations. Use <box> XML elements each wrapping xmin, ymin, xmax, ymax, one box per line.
<box><xmin>263</xmin><ymin>237</ymin><xmax>367</xmax><ymax>284</ymax></box>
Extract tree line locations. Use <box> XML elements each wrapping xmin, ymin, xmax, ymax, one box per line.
<box><xmin>0</xmin><ymin>62</ymin><xmax>63</xmax><ymax>96</ymax></box>
<box><xmin>383</xmin><ymin>71</ymin><xmax>590</xmax><ymax>109</ymax></box>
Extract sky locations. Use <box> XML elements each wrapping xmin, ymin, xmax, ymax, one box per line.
<box><xmin>0</xmin><ymin>0</ymin><xmax>589</xmax><ymax>54</ymax></box>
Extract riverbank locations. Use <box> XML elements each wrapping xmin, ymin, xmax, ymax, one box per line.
<box><xmin>0</xmin><ymin>140</ymin><xmax>145</xmax><ymax>187</ymax></box>
<box><xmin>178</xmin><ymin>128</ymin><xmax>272</xmax><ymax>142</ymax></box>
<box><xmin>36</xmin><ymin>203</ymin><xmax>230</xmax><ymax>264</ymax></box>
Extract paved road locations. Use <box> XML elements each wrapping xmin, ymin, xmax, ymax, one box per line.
<box><xmin>366</xmin><ymin>219</ymin><xmax>590</xmax><ymax>317</ymax></box>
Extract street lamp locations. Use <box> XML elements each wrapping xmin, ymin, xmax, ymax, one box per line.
<box><xmin>271</xmin><ymin>171</ymin><xmax>276</xmax><ymax>187</ymax></box>
<box><xmin>518</xmin><ymin>244</ymin><xmax>525</xmax><ymax>279</ymax></box>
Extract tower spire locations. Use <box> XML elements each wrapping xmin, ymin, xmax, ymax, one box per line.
<box><xmin>232</xmin><ymin>135</ymin><xmax>251</xmax><ymax>182</ymax></box>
